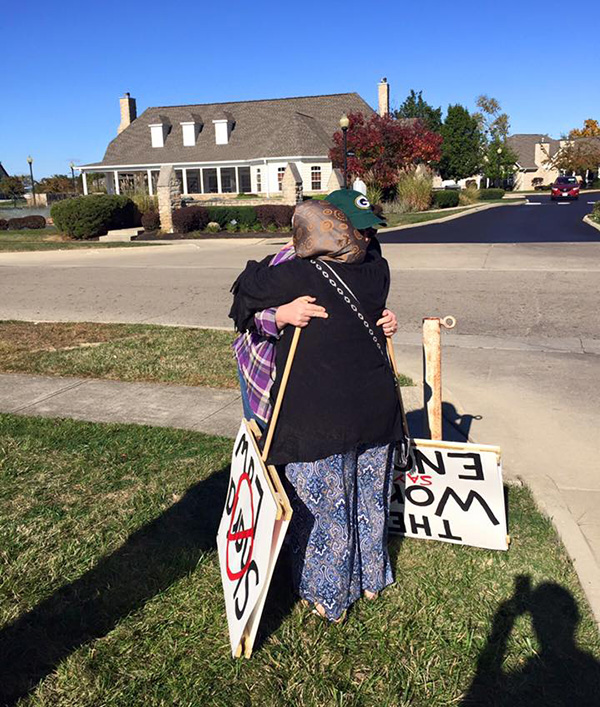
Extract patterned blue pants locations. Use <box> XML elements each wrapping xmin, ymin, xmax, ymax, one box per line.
<box><xmin>285</xmin><ymin>443</ymin><xmax>394</xmax><ymax>621</ymax></box>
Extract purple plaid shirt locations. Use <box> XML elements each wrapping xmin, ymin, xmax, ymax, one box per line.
<box><xmin>232</xmin><ymin>244</ymin><xmax>296</xmax><ymax>423</ymax></box>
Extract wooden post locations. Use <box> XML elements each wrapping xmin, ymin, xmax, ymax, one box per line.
<box><xmin>422</xmin><ymin>316</ymin><xmax>456</xmax><ymax>440</ymax></box>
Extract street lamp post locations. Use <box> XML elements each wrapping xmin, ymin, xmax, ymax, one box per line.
<box><xmin>70</xmin><ymin>161</ymin><xmax>77</xmax><ymax>193</ymax></box>
<box><xmin>26</xmin><ymin>155</ymin><xmax>35</xmax><ymax>206</ymax></box>
<box><xmin>497</xmin><ymin>147</ymin><xmax>503</xmax><ymax>189</ymax></box>
<box><xmin>339</xmin><ymin>114</ymin><xmax>350</xmax><ymax>189</ymax></box>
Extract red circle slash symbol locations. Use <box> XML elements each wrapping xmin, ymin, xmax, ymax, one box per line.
<box><xmin>225</xmin><ymin>472</ymin><xmax>255</xmax><ymax>581</ymax></box>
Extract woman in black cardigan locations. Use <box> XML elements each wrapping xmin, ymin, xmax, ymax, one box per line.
<box><xmin>230</xmin><ymin>199</ymin><xmax>403</xmax><ymax>622</ymax></box>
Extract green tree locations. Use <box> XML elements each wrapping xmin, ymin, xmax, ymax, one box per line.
<box><xmin>482</xmin><ymin>138</ymin><xmax>519</xmax><ymax>187</ymax></box>
<box><xmin>551</xmin><ymin>138</ymin><xmax>600</xmax><ymax>177</ymax></box>
<box><xmin>438</xmin><ymin>105</ymin><xmax>483</xmax><ymax>181</ymax></box>
<box><xmin>37</xmin><ymin>174</ymin><xmax>80</xmax><ymax>193</ymax></box>
<box><xmin>474</xmin><ymin>94</ymin><xmax>510</xmax><ymax>141</ymax></box>
<box><xmin>394</xmin><ymin>89</ymin><xmax>442</xmax><ymax>134</ymax></box>
<box><xmin>0</xmin><ymin>176</ymin><xmax>26</xmax><ymax>206</ymax></box>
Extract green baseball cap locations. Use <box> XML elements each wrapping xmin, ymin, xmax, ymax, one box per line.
<box><xmin>325</xmin><ymin>189</ymin><xmax>386</xmax><ymax>229</ymax></box>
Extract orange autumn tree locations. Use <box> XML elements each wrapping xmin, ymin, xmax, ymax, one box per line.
<box><xmin>569</xmin><ymin>119</ymin><xmax>600</xmax><ymax>138</ymax></box>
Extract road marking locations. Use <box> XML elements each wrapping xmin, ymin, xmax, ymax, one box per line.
<box><xmin>588</xmin><ymin>201</ymin><xmax>597</xmax><ymax>205</ymax></box>
<box><xmin>525</xmin><ymin>201</ymin><xmax>541</xmax><ymax>206</ymax></box>
<box><xmin>557</xmin><ymin>202</ymin><xmax>571</xmax><ymax>205</ymax></box>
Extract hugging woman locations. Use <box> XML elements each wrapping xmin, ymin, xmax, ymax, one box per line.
<box><xmin>229</xmin><ymin>198</ymin><xmax>403</xmax><ymax>622</ymax></box>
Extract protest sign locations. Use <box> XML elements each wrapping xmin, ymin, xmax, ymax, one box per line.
<box><xmin>388</xmin><ymin>438</ymin><xmax>508</xmax><ymax>551</ymax></box>
<box><xmin>217</xmin><ymin>419</ymin><xmax>292</xmax><ymax>658</ymax></box>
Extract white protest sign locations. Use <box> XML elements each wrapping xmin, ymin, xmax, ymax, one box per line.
<box><xmin>388</xmin><ymin>439</ymin><xmax>508</xmax><ymax>551</ymax></box>
<box><xmin>217</xmin><ymin>420</ymin><xmax>291</xmax><ymax>658</ymax></box>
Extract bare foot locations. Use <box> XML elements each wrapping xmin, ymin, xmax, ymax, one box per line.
<box><xmin>363</xmin><ymin>590</ymin><xmax>379</xmax><ymax>600</ymax></box>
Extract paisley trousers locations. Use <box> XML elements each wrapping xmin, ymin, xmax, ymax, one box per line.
<box><xmin>284</xmin><ymin>443</ymin><xmax>394</xmax><ymax>621</ymax></box>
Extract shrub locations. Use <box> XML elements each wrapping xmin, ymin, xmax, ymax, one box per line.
<box><xmin>590</xmin><ymin>179</ymin><xmax>600</xmax><ymax>189</ymax></box>
<box><xmin>0</xmin><ymin>219</ymin><xmax>8</xmax><ymax>230</ymax></box>
<box><xmin>206</xmin><ymin>222</ymin><xmax>221</xmax><ymax>233</ymax></box>
<box><xmin>477</xmin><ymin>188</ymin><xmax>505</xmax><ymax>200</ymax></box>
<box><xmin>459</xmin><ymin>188</ymin><xmax>479</xmax><ymax>206</ymax></box>
<box><xmin>6</xmin><ymin>215</ymin><xmax>47</xmax><ymax>229</ymax></box>
<box><xmin>205</xmin><ymin>206</ymin><xmax>258</xmax><ymax>228</ymax></box>
<box><xmin>51</xmin><ymin>194</ymin><xmax>138</xmax><ymax>239</ymax></box>
<box><xmin>433</xmin><ymin>190</ymin><xmax>460</xmax><ymax>208</ymax></box>
<box><xmin>141</xmin><ymin>210</ymin><xmax>161</xmax><ymax>231</ymax></box>
<box><xmin>591</xmin><ymin>202</ymin><xmax>600</xmax><ymax>224</ymax></box>
<box><xmin>254</xmin><ymin>204</ymin><xmax>294</xmax><ymax>228</ymax></box>
<box><xmin>130</xmin><ymin>192</ymin><xmax>157</xmax><ymax>214</ymax></box>
<box><xmin>171</xmin><ymin>206</ymin><xmax>209</xmax><ymax>233</ymax></box>
<box><xmin>226</xmin><ymin>221</ymin><xmax>238</xmax><ymax>233</ymax></box>
<box><xmin>394</xmin><ymin>172</ymin><xmax>433</xmax><ymax>212</ymax></box>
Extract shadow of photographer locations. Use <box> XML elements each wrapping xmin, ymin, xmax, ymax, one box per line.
<box><xmin>461</xmin><ymin>575</ymin><xmax>600</xmax><ymax>706</ymax></box>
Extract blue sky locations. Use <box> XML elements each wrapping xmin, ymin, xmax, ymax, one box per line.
<box><xmin>4</xmin><ymin>0</ymin><xmax>598</xmax><ymax>178</ymax></box>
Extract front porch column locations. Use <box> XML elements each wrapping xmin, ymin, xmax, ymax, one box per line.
<box><xmin>114</xmin><ymin>171</ymin><xmax>120</xmax><ymax>195</ymax></box>
<box><xmin>82</xmin><ymin>171</ymin><xmax>88</xmax><ymax>195</ymax></box>
<box><xmin>105</xmin><ymin>172</ymin><xmax>115</xmax><ymax>194</ymax></box>
<box><xmin>182</xmin><ymin>168</ymin><xmax>188</xmax><ymax>195</ymax></box>
<box><xmin>235</xmin><ymin>166</ymin><xmax>240</xmax><ymax>194</ymax></box>
<box><xmin>216</xmin><ymin>167</ymin><xmax>222</xmax><ymax>194</ymax></box>
<box><xmin>147</xmin><ymin>169</ymin><xmax>154</xmax><ymax>196</ymax></box>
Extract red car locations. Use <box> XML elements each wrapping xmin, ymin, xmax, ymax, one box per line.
<box><xmin>551</xmin><ymin>176</ymin><xmax>580</xmax><ymax>200</ymax></box>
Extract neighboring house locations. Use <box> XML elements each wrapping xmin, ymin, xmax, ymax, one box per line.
<box><xmin>0</xmin><ymin>162</ymin><xmax>9</xmax><ymax>181</ymax></box>
<box><xmin>507</xmin><ymin>133</ymin><xmax>561</xmax><ymax>190</ymax></box>
<box><xmin>79</xmin><ymin>82</ymin><xmax>391</xmax><ymax>198</ymax></box>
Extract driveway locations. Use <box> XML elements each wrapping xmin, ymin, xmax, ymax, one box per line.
<box><xmin>379</xmin><ymin>192</ymin><xmax>600</xmax><ymax>243</ymax></box>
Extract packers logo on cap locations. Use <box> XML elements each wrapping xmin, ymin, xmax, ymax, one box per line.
<box><xmin>354</xmin><ymin>195</ymin><xmax>371</xmax><ymax>210</ymax></box>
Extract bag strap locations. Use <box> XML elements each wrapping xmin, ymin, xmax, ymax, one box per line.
<box><xmin>309</xmin><ymin>259</ymin><xmax>411</xmax><ymax>442</ymax></box>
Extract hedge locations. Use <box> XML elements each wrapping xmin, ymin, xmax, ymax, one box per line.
<box><xmin>433</xmin><ymin>191</ymin><xmax>460</xmax><ymax>208</ymax></box>
<box><xmin>477</xmin><ymin>188</ymin><xmax>505</xmax><ymax>200</ymax></box>
<box><xmin>255</xmin><ymin>204</ymin><xmax>293</xmax><ymax>228</ymax></box>
<box><xmin>141</xmin><ymin>210</ymin><xmax>161</xmax><ymax>231</ymax></box>
<box><xmin>51</xmin><ymin>195</ymin><xmax>139</xmax><ymax>239</ymax></box>
<box><xmin>0</xmin><ymin>219</ymin><xmax>8</xmax><ymax>231</ymax></box>
<box><xmin>172</xmin><ymin>206</ymin><xmax>210</xmax><ymax>233</ymax></box>
<box><xmin>206</xmin><ymin>205</ymin><xmax>258</xmax><ymax>228</ymax></box>
<box><xmin>6</xmin><ymin>215</ymin><xmax>47</xmax><ymax>229</ymax></box>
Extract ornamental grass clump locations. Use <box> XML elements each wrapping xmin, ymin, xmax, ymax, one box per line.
<box><xmin>592</xmin><ymin>202</ymin><xmax>600</xmax><ymax>224</ymax></box>
<box><xmin>389</xmin><ymin>170</ymin><xmax>433</xmax><ymax>213</ymax></box>
<box><xmin>206</xmin><ymin>222</ymin><xmax>220</xmax><ymax>233</ymax></box>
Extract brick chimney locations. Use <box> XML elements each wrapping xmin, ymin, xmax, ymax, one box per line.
<box><xmin>378</xmin><ymin>78</ymin><xmax>389</xmax><ymax>116</ymax></box>
<box><xmin>118</xmin><ymin>92</ymin><xmax>137</xmax><ymax>134</ymax></box>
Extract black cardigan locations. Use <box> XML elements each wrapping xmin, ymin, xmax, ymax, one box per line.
<box><xmin>230</xmin><ymin>249</ymin><xmax>403</xmax><ymax>465</ymax></box>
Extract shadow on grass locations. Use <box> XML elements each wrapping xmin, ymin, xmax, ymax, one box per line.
<box><xmin>461</xmin><ymin>575</ymin><xmax>600</xmax><ymax>706</ymax></box>
<box><xmin>0</xmin><ymin>465</ymin><xmax>232</xmax><ymax>706</ymax></box>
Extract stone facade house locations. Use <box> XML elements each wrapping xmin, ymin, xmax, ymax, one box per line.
<box><xmin>79</xmin><ymin>82</ymin><xmax>391</xmax><ymax>200</ymax></box>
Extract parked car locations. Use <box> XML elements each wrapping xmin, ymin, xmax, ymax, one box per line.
<box><xmin>550</xmin><ymin>176</ymin><xmax>580</xmax><ymax>200</ymax></box>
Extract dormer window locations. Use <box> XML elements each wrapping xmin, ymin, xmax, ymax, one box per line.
<box><xmin>180</xmin><ymin>114</ymin><xmax>203</xmax><ymax>147</ymax></box>
<box><xmin>149</xmin><ymin>116</ymin><xmax>171</xmax><ymax>148</ymax></box>
<box><xmin>212</xmin><ymin>112</ymin><xmax>235</xmax><ymax>145</ymax></box>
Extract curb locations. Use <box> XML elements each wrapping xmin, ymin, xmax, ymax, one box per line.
<box><xmin>583</xmin><ymin>214</ymin><xmax>600</xmax><ymax>233</ymax></box>
<box><xmin>379</xmin><ymin>200</ymin><xmax>525</xmax><ymax>233</ymax></box>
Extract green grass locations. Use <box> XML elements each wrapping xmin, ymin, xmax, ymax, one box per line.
<box><xmin>0</xmin><ymin>321</ymin><xmax>239</xmax><ymax>389</ymax></box>
<box><xmin>0</xmin><ymin>413</ymin><xmax>598</xmax><ymax>706</ymax></box>
<box><xmin>0</xmin><ymin>229</ymin><xmax>163</xmax><ymax>252</ymax></box>
<box><xmin>0</xmin><ymin>321</ymin><xmax>414</xmax><ymax>389</ymax></box>
<box><xmin>383</xmin><ymin>208</ymin><xmax>473</xmax><ymax>228</ymax></box>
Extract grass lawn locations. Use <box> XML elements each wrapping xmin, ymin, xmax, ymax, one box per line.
<box><xmin>0</xmin><ymin>321</ymin><xmax>240</xmax><ymax>389</ymax></box>
<box><xmin>0</xmin><ymin>229</ymin><xmax>163</xmax><ymax>252</ymax></box>
<box><xmin>1</xmin><ymin>414</ymin><xmax>599</xmax><ymax>706</ymax></box>
<box><xmin>0</xmin><ymin>321</ymin><xmax>415</xmax><ymax>389</ymax></box>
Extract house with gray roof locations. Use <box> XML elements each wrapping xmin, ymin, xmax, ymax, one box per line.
<box><xmin>507</xmin><ymin>133</ymin><xmax>561</xmax><ymax>190</ymax></box>
<box><xmin>78</xmin><ymin>83</ymin><xmax>390</xmax><ymax>198</ymax></box>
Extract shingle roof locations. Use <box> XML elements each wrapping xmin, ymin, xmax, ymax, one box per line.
<box><xmin>507</xmin><ymin>133</ymin><xmax>560</xmax><ymax>170</ymax></box>
<box><xmin>88</xmin><ymin>93</ymin><xmax>374</xmax><ymax>168</ymax></box>
<box><xmin>0</xmin><ymin>162</ymin><xmax>9</xmax><ymax>179</ymax></box>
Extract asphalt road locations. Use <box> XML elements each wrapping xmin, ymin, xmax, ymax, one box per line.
<box><xmin>379</xmin><ymin>192</ymin><xmax>600</xmax><ymax>243</ymax></box>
